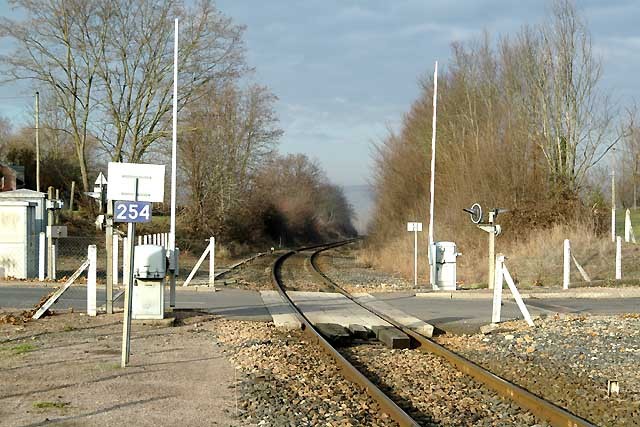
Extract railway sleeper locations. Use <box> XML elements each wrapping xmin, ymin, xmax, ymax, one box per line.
<box><xmin>315</xmin><ymin>323</ymin><xmax>352</xmax><ymax>346</ymax></box>
<box><xmin>348</xmin><ymin>323</ymin><xmax>373</xmax><ymax>339</ymax></box>
<box><xmin>372</xmin><ymin>325</ymin><xmax>411</xmax><ymax>349</ymax></box>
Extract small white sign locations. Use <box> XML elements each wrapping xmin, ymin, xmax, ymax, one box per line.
<box><xmin>47</xmin><ymin>225</ymin><xmax>68</xmax><ymax>238</ymax></box>
<box><xmin>407</xmin><ymin>222</ymin><xmax>423</xmax><ymax>232</ymax></box>
<box><xmin>107</xmin><ymin>162</ymin><xmax>165</xmax><ymax>202</ymax></box>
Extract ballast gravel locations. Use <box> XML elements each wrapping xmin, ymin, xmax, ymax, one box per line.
<box><xmin>211</xmin><ymin>319</ymin><xmax>398</xmax><ymax>427</ymax></box>
<box><xmin>317</xmin><ymin>245</ymin><xmax>415</xmax><ymax>292</ymax></box>
<box><xmin>340</xmin><ymin>344</ymin><xmax>546</xmax><ymax>427</ymax></box>
<box><xmin>437</xmin><ymin>314</ymin><xmax>640</xmax><ymax>426</ymax></box>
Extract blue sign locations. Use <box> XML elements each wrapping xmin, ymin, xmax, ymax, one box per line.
<box><xmin>114</xmin><ymin>201</ymin><xmax>152</xmax><ymax>223</ymax></box>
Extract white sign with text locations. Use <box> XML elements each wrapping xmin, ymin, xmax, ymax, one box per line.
<box><xmin>107</xmin><ymin>162</ymin><xmax>165</xmax><ymax>202</ymax></box>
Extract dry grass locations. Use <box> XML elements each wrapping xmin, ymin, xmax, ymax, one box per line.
<box><xmin>361</xmin><ymin>222</ymin><xmax>640</xmax><ymax>288</ymax></box>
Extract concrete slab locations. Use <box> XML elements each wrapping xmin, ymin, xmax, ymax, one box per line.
<box><xmin>259</xmin><ymin>290</ymin><xmax>302</xmax><ymax>329</ymax></box>
<box><xmin>354</xmin><ymin>293</ymin><xmax>435</xmax><ymax>337</ymax></box>
<box><xmin>287</xmin><ymin>291</ymin><xmax>391</xmax><ymax>330</ymax></box>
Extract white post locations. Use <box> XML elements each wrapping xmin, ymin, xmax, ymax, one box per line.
<box><xmin>414</xmin><ymin>229</ymin><xmax>418</xmax><ymax>288</ymax></box>
<box><xmin>616</xmin><ymin>236</ymin><xmax>622</xmax><ymax>280</ymax></box>
<box><xmin>625</xmin><ymin>209</ymin><xmax>631</xmax><ymax>243</ymax></box>
<box><xmin>123</xmin><ymin>237</ymin><xmax>129</xmax><ymax>287</ymax></box>
<box><xmin>51</xmin><ymin>243</ymin><xmax>57</xmax><ymax>280</ymax></box>
<box><xmin>113</xmin><ymin>234</ymin><xmax>119</xmax><ymax>285</ymax></box>
<box><xmin>38</xmin><ymin>232</ymin><xmax>46</xmax><ymax>281</ymax></box>
<box><xmin>209</xmin><ymin>237</ymin><xmax>215</xmax><ymax>287</ymax></box>
<box><xmin>492</xmin><ymin>254</ymin><xmax>504</xmax><ymax>324</ymax></box>
<box><xmin>87</xmin><ymin>245</ymin><xmax>97</xmax><ymax>316</ymax></box>
<box><xmin>143</xmin><ymin>235</ymin><xmax>148</xmax><ymax>245</ymax></box>
<box><xmin>612</xmin><ymin>171</ymin><xmax>616</xmax><ymax>242</ymax></box>
<box><xmin>563</xmin><ymin>239</ymin><xmax>570</xmax><ymax>290</ymax></box>
<box><xmin>428</xmin><ymin>61</ymin><xmax>438</xmax><ymax>289</ymax></box>
<box><xmin>503</xmin><ymin>265</ymin><xmax>535</xmax><ymax>327</ymax></box>
<box><xmin>137</xmin><ymin>236</ymin><xmax>142</xmax><ymax>246</ymax></box>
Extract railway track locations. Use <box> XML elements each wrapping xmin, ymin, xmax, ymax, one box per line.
<box><xmin>272</xmin><ymin>239</ymin><xmax>598</xmax><ymax>427</ymax></box>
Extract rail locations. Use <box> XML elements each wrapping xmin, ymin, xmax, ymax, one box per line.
<box><xmin>271</xmin><ymin>241</ymin><xmax>420</xmax><ymax>427</ymax></box>
<box><xmin>309</xmin><ymin>241</ymin><xmax>597</xmax><ymax>427</ymax></box>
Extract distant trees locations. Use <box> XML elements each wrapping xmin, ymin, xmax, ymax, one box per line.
<box><xmin>370</xmin><ymin>0</ymin><xmax>620</xmax><ymax>251</ymax></box>
<box><xmin>250</xmin><ymin>154</ymin><xmax>357</xmax><ymax>244</ymax></box>
<box><xmin>179</xmin><ymin>83</ymin><xmax>282</xmax><ymax>237</ymax></box>
<box><xmin>179</xmin><ymin>143</ymin><xmax>357</xmax><ymax>244</ymax></box>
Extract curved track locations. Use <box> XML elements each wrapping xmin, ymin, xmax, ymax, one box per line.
<box><xmin>308</xmin><ymin>240</ymin><xmax>597</xmax><ymax>427</ymax></box>
<box><xmin>271</xmin><ymin>241</ymin><xmax>420</xmax><ymax>427</ymax></box>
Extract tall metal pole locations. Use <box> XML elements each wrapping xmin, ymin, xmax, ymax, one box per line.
<box><xmin>35</xmin><ymin>92</ymin><xmax>40</xmax><ymax>192</ymax></box>
<box><xmin>170</xmin><ymin>18</ymin><xmax>178</xmax><ymax>251</ymax></box>
<box><xmin>168</xmin><ymin>18</ymin><xmax>179</xmax><ymax>307</ymax></box>
<box><xmin>428</xmin><ymin>61</ymin><xmax>438</xmax><ymax>288</ymax></box>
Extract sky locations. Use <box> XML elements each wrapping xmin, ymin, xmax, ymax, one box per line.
<box><xmin>1</xmin><ymin>1</ymin><xmax>640</xmax><ymax>189</ymax></box>
<box><xmin>213</xmin><ymin>0</ymin><xmax>640</xmax><ymax>187</ymax></box>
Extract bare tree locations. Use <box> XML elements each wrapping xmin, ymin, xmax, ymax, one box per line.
<box><xmin>0</xmin><ymin>0</ymin><xmax>247</xmax><ymax>192</ymax></box>
<box><xmin>527</xmin><ymin>0</ymin><xmax>623</xmax><ymax>192</ymax></box>
<box><xmin>179</xmin><ymin>83</ymin><xmax>282</xmax><ymax>235</ymax></box>
<box><xmin>0</xmin><ymin>0</ymin><xmax>105</xmax><ymax>192</ymax></box>
<box><xmin>91</xmin><ymin>0</ymin><xmax>247</xmax><ymax>162</ymax></box>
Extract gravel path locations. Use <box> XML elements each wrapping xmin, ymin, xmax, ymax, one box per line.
<box><xmin>340</xmin><ymin>344</ymin><xmax>546</xmax><ymax>426</ymax></box>
<box><xmin>211</xmin><ymin>319</ymin><xmax>398</xmax><ymax>426</ymax></box>
<box><xmin>437</xmin><ymin>314</ymin><xmax>640</xmax><ymax>426</ymax></box>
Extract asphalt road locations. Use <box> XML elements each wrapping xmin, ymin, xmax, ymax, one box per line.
<box><xmin>2</xmin><ymin>284</ymin><xmax>638</xmax><ymax>334</ymax></box>
<box><xmin>374</xmin><ymin>292</ymin><xmax>640</xmax><ymax>333</ymax></box>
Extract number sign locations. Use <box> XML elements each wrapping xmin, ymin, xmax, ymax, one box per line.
<box><xmin>114</xmin><ymin>201</ymin><xmax>152</xmax><ymax>223</ymax></box>
<box><xmin>407</xmin><ymin>222</ymin><xmax>423</xmax><ymax>232</ymax></box>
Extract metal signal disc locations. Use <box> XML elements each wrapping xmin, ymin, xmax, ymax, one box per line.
<box><xmin>470</xmin><ymin>203</ymin><xmax>482</xmax><ymax>224</ymax></box>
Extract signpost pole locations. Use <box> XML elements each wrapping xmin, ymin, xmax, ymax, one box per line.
<box><xmin>121</xmin><ymin>179</ymin><xmax>138</xmax><ymax>368</ymax></box>
<box><xmin>47</xmin><ymin>186</ymin><xmax>54</xmax><ymax>278</ymax></box>
<box><xmin>414</xmin><ymin>228</ymin><xmax>418</xmax><ymax>288</ymax></box>
<box><xmin>106</xmin><ymin>200</ymin><xmax>114</xmax><ymax>314</ymax></box>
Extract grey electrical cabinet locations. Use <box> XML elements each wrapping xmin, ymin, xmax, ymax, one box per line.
<box><xmin>132</xmin><ymin>245</ymin><xmax>167</xmax><ymax>319</ymax></box>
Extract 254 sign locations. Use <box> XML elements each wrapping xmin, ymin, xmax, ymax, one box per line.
<box><xmin>114</xmin><ymin>201</ymin><xmax>152</xmax><ymax>223</ymax></box>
